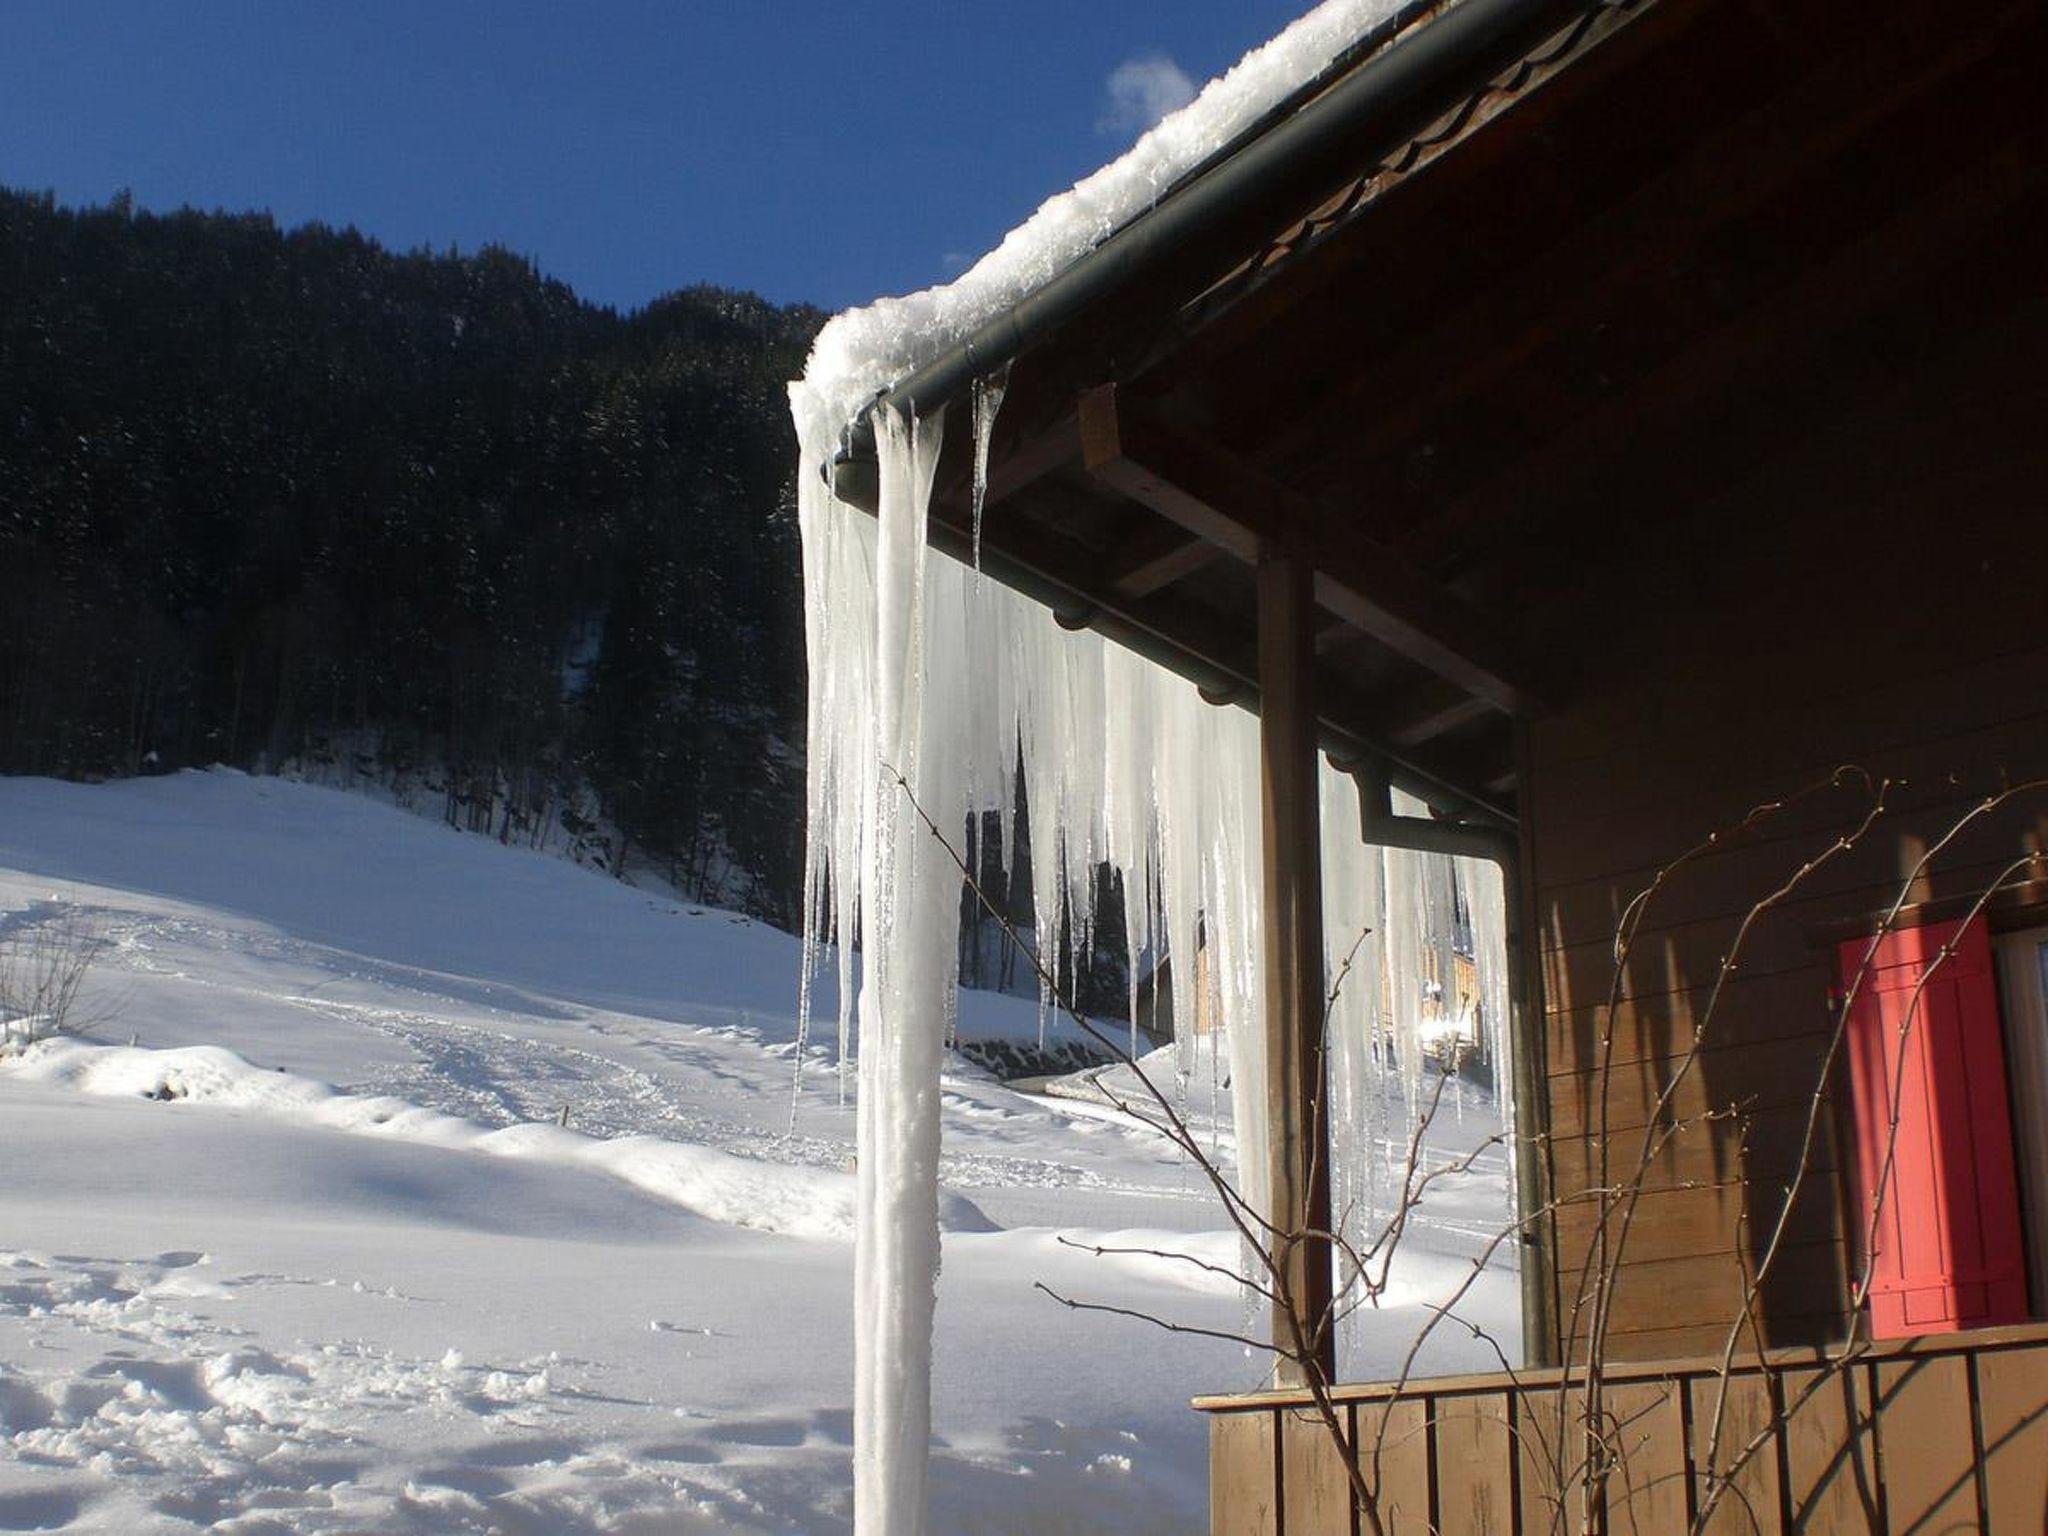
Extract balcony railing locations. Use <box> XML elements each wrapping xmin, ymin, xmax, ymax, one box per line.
<box><xmin>1195</xmin><ymin>1319</ymin><xmax>2048</xmax><ymax>1533</ymax></box>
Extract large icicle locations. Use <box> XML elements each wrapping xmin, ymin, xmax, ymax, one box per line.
<box><xmin>1319</xmin><ymin>756</ymin><xmax>1387</xmax><ymax>1331</ymax></box>
<box><xmin>1382</xmin><ymin>789</ymin><xmax>1432</xmax><ymax>1110</ymax></box>
<box><xmin>1465</xmin><ymin>854</ymin><xmax>1517</xmax><ymax>1240</ymax></box>
<box><xmin>792</xmin><ymin>384</ymin><xmax>959</xmax><ymax>1535</ymax></box>
<box><xmin>851</xmin><ymin>403</ymin><xmax>958</xmax><ymax>1536</ymax></box>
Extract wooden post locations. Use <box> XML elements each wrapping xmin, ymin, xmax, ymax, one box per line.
<box><xmin>1258</xmin><ymin>536</ymin><xmax>1334</xmax><ymax>1388</ymax></box>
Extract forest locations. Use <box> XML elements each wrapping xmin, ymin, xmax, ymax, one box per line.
<box><xmin>0</xmin><ymin>187</ymin><xmax>822</xmax><ymax>920</ymax></box>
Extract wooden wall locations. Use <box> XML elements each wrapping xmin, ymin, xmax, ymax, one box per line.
<box><xmin>1201</xmin><ymin>1322</ymin><xmax>2048</xmax><ymax>1535</ymax></box>
<box><xmin>1524</xmin><ymin>280</ymin><xmax>2048</xmax><ymax>1362</ymax></box>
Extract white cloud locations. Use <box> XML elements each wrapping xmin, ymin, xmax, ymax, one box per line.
<box><xmin>1099</xmin><ymin>54</ymin><xmax>1197</xmax><ymax>138</ymax></box>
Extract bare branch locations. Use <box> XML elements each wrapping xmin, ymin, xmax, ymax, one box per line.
<box><xmin>1032</xmin><ymin>1283</ymin><xmax>1283</xmax><ymax>1355</ymax></box>
<box><xmin>1051</xmin><ymin>1235</ymin><xmax>1270</xmax><ymax>1298</ymax></box>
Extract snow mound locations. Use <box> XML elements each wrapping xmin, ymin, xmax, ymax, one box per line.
<box><xmin>7</xmin><ymin>1039</ymin><xmax>995</xmax><ymax>1242</ymax></box>
<box><xmin>0</xmin><ymin>769</ymin><xmax>1093</xmax><ymax>1058</ymax></box>
<box><xmin>0</xmin><ymin>769</ymin><xmax>1515</xmax><ymax>1533</ymax></box>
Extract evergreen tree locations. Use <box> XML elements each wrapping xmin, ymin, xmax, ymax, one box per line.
<box><xmin>0</xmin><ymin>187</ymin><xmax>822</xmax><ymax>922</ymax></box>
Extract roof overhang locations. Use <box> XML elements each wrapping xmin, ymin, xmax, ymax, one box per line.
<box><xmin>828</xmin><ymin>0</ymin><xmax>2048</xmax><ymax>827</ymax></box>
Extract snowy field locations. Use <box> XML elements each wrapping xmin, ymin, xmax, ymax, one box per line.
<box><xmin>0</xmin><ymin>771</ymin><xmax>1513</xmax><ymax>1534</ymax></box>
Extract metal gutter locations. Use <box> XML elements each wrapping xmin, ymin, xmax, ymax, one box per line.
<box><xmin>832</xmin><ymin>0</ymin><xmax>1601</xmax><ymax>465</ymax></box>
<box><xmin>1068</xmin><ymin>0</ymin><xmax>1447</xmax><ymax>240</ymax></box>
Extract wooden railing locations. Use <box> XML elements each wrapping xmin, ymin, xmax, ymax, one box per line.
<box><xmin>1195</xmin><ymin>1321</ymin><xmax>2048</xmax><ymax>1533</ymax></box>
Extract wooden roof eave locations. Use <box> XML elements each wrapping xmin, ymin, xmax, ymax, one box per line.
<box><xmin>829</xmin><ymin>0</ymin><xmax>1608</xmax><ymax>466</ymax></box>
<box><xmin>819</xmin><ymin>1</ymin><xmax>1658</xmax><ymax>826</ymax></box>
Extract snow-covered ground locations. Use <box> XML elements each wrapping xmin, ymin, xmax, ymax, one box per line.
<box><xmin>0</xmin><ymin>771</ymin><xmax>1513</xmax><ymax>1534</ymax></box>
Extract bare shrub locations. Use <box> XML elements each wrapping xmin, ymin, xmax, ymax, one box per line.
<box><xmin>0</xmin><ymin>899</ymin><xmax>107</xmax><ymax>1050</ymax></box>
<box><xmin>889</xmin><ymin>762</ymin><xmax>2044</xmax><ymax>1535</ymax></box>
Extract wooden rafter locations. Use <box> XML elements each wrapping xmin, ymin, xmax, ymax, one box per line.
<box><xmin>932</xmin><ymin>410</ymin><xmax>1081</xmax><ymax>519</ymax></box>
<box><xmin>1273</xmin><ymin>0</ymin><xmax>2032</xmax><ymax>524</ymax></box>
<box><xmin>1105</xmin><ymin>517</ymin><xmax>1225</xmax><ymax>600</ymax></box>
<box><xmin>1416</xmin><ymin>113</ymin><xmax>2047</xmax><ymax>573</ymax></box>
<box><xmin>1078</xmin><ymin>382</ymin><xmax>1545</xmax><ymax>716</ymax></box>
<box><xmin>1386</xmin><ymin>680</ymin><xmax>1500</xmax><ymax>748</ymax></box>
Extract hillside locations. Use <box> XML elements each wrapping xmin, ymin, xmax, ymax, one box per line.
<box><xmin>0</xmin><ymin>188</ymin><xmax>821</xmax><ymax>920</ymax></box>
<box><xmin>0</xmin><ymin>771</ymin><xmax>1515</xmax><ymax>1533</ymax></box>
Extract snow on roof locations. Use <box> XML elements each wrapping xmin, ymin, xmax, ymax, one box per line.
<box><xmin>797</xmin><ymin>0</ymin><xmax>1426</xmax><ymax>431</ymax></box>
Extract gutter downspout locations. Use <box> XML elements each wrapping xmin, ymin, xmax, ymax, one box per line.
<box><xmin>1348</xmin><ymin>754</ymin><xmax>1558</xmax><ymax>1369</ymax></box>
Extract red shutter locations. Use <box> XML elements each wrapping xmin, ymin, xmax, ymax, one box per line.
<box><xmin>1839</xmin><ymin>916</ymin><xmax>2029</xmax><ymax>1337</ymax></box>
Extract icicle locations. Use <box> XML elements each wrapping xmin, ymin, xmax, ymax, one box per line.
<box><xmin>791</xmin><ymin>384</ymin><xmax>955</xmax><ymax>1536</ymax></box>
<box><xmin>792</xmin><ymin>377</ymin><xmax>1492</xmax><ymax>1528</ymax></box>
<box><xmin>1382</xmin><ymin>839</ymin><xmax>1427</xmax><ymax>1110</ymax></box>
<box><xmin>1319</xmin><ymin>755</ymin><xmax>1385</xmax><ymax>1353</ymax></box>
<box><xmin>856</xmin><ymin>402</ymin><xmax>959</xmax><ymax>1536</ymax></box>
<box><xmin>1465</xmin><ymin>854</ymin><xmax>1517</xmax><ymax>1252</ymax></box>
<box><xmin>968</xmin><ymin>363</ymin><xmax>1010</xmax><ymax>575</ymax></box>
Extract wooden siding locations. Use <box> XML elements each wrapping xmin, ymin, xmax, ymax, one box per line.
<box><xmin>1199</xmin><ymin>1322</ymin><xmax>2048</xmax><ymax>1534</ymax></box>
<box><xmin>1524</xmin><ymin>275</ymin><xmax>2048</xmax><ymax>1362</ymax></box>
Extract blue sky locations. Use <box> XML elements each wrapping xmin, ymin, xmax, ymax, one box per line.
<box><xmin>0</xmin><ymin>2</ymin><xmax>1312</xmax><ymax>314</ymax></box>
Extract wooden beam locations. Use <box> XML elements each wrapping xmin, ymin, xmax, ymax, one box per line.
<box><xmin>1417</xmin><ymin>116</ymin><xmax>2048</xmax><ymax>573</ymax></box>
<box><xmin>933</xmin><ymin>410</ymin><xmax>1081</xmax><ymax>518</ymax></box>
<box><xmin>929</xmin><ymin>477</ymin><xmax>1521</xmax><ymax>822</ymax></box>
<box><xmin>1258</xmin><ymin>0</ymin><xmax>2019</xmax><ymax>495</ymax></box>
<box><xmin>1313</xmin><ymin>617</ymin><xmax>1356</xmax><ymax>655</ymax></box>
<box><xmin>1080</xmin><ymin>383</ymin><xmax>1545</xmax><ymax>715</ymax></box>
<box><xmin>1107</xmin><ymin>520</ymin><xmax>1225</xmax><ymax>599</ymax></box>
<box><xmin>1385</xmin><ymin>679</ymin><xmax>1501</xmax><ymax>748</ymax></box>
<box><xmin>1257</xmin><ymin>538</ymin><xmax>1333</xmax><ymax>1389</ymax></box>
<box><xmin>1079</xmin><ymin>388</ymin><xmax>1260</xmax><ymax>563</ymax></box>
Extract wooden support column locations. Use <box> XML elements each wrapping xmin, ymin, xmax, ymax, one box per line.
<box><xmin>1258</xmin><ymin>536</ymin><xmax>1334</xmax><ymax>1389</ymax></box>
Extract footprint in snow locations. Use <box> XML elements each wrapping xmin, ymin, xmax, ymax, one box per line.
<box><xmin>0</xmin><ymin>1490</ymin><xmax>84</xmax><ymax>1533</ymax></box>
<box><xmin>704</xmin><ymin>1417</ymin><xmax>809</xmax><ymax>1448</ymax></box>
<box><xmin>638</xmin><ymin>1440</ymin><xmax>723</xmax><ymax>1465</ymax></box>
<box><xmin>455</xmin><ymin>1434</ymin><xmax>584</xmax><ymax>1469</ymax></box>
<box><xmin>0</xmin><ymin>1374</ymin><xmax>55</xmax><ymax>1434</ymax></box>
<box><xmin>409</xmin><ymin>1466</ymin><xmax>516</xmax><ymax>1499</ymax></box>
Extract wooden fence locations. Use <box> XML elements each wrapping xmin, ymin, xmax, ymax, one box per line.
<box><xmin>1196</xmin><ymin>1321</ymin><xmax>2048</xmax><ymax>1533</ymax></box>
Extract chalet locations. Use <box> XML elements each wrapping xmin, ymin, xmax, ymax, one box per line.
<box><xmin>801</xmin><ymin>0</ymin><xmax>2048</xmax><ymax>1527</ymax></box>
<box><xmin>1134</xmin><ymin>874</ymin><xmax>1484</xmax><ymax>1063</ymax></box>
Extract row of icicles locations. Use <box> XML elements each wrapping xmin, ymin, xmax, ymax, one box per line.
<box><xmin>789</xmin><ymin>383</ymin><xmax>1511</xmax><ymax>1535</ymax></box>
